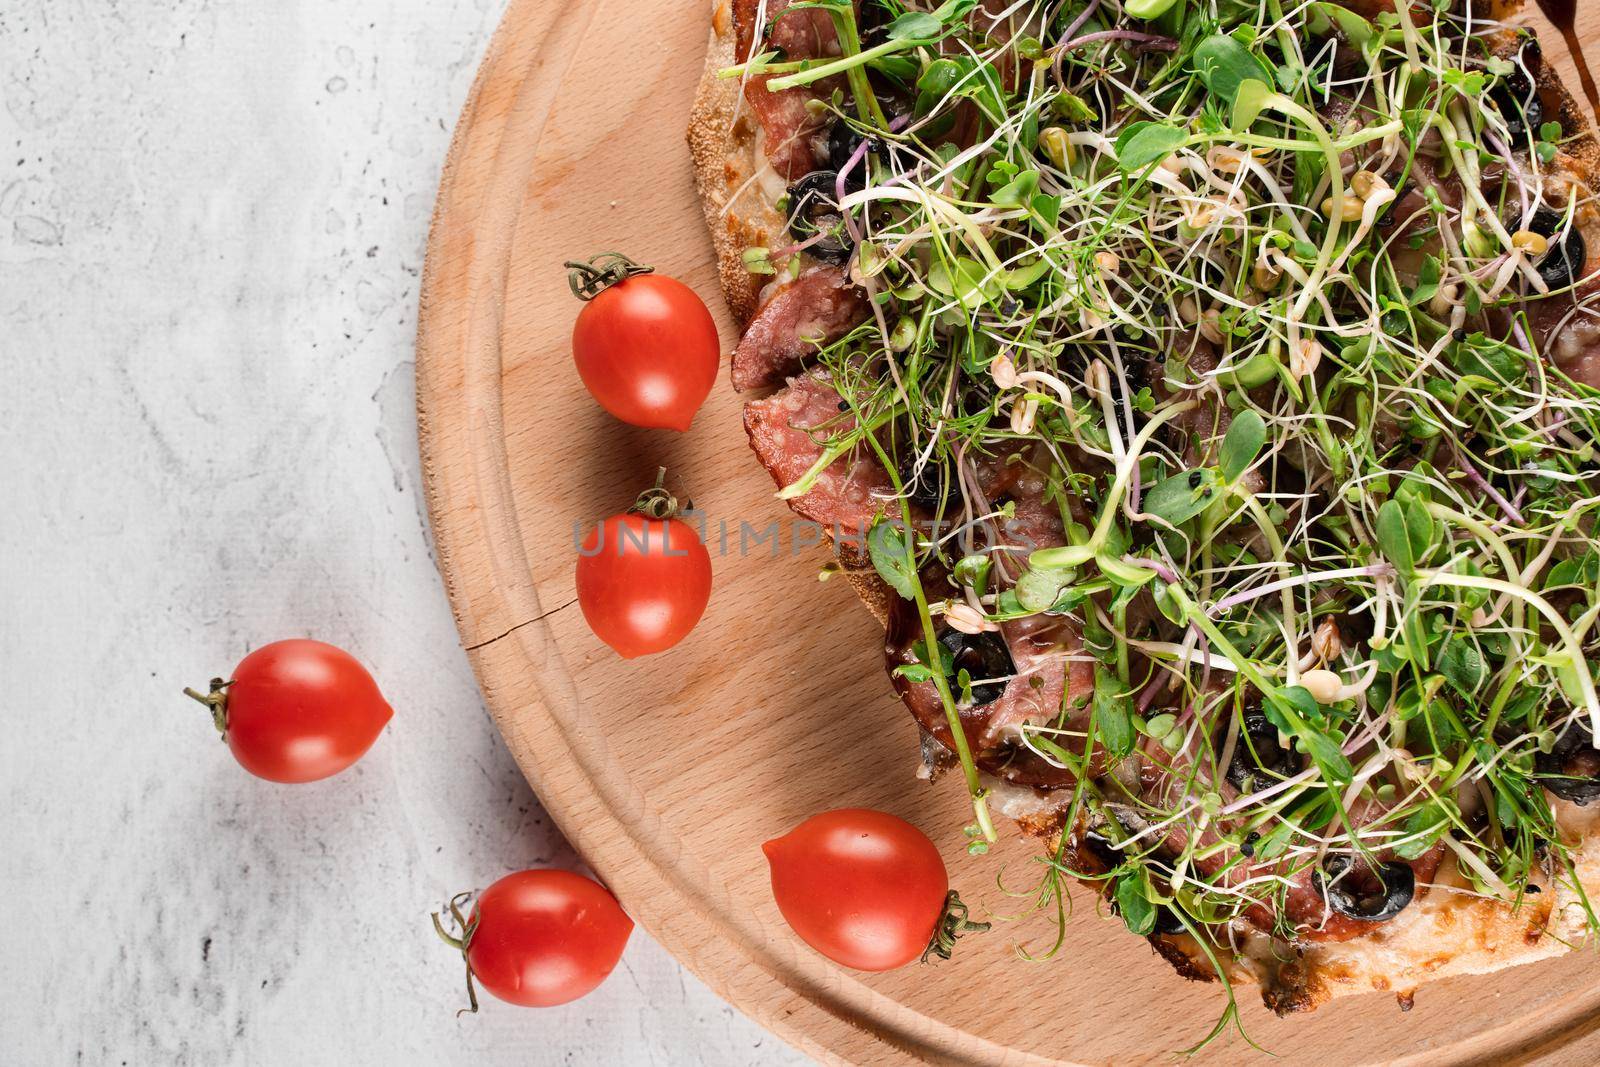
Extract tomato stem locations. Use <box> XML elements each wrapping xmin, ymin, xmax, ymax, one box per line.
<box><xmin>431</xmin><ymin>891</ymin><xmax>482</xmax><ymax>1016</ymax></box>
<box><xmin>182</xmin><ymin>677</ymin><xmax>232</xmax><ymax>737</ymax></box>
<box><xmin>564</xmin><ymin>252</ymin><xmax>654</xmax><ymax>301</ymax></box>
<box><xmin>631</xmin><ymin>467</ymin><xmax>692</xmax><ymax>520</ymax></box>
<box><xmin>922</xmin><ymin>890</ymin><xmax>991</xmax><ymax>963</ymax></box>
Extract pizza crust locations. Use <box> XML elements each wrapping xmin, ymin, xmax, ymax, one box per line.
<box><xmin>690</xmin><ymin>2</ymin><xmax>896</xmax><ymax>620</ymax></box>
<box><xmin>687</xmin><ymin>0</ymin><xmax>788</xmax><ymax>326</ymax></box>
<box><xmin>1151</xmin><ymin>803</ymin><xmax>1600</xmax><ymax>1014</ymax></box>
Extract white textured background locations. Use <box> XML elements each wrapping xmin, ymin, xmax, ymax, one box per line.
<box><xmin>0</xmin><ymin>2</ymin><xmax>807</xmax><ymax>1063</ymax></box>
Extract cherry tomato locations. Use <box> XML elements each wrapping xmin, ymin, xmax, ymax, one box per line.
<box><xmin>764</xmin><ymin>809</ymin><xmax>959</xmax><ymax>971</ymax></box>
<box><xmin>567</xmin><ymin>253</ymin><xmax>719</xmax><ymax>432</ymax></box>
<box><xmin>434</xmin><ymin>869</ymin><xmax>633</xmax><ymax>1010</ymax></box>
<box><xmin>576</xmin><ymin>511</ymin><xmax>711</xmax><ymax>659</ymax></box>
<box><xmin>185</xmin><ymin>639</ymin><xmax>392</xmax><ymax>783</ymax></box>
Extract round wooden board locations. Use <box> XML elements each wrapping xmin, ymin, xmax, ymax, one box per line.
<box><xmin>416</xmin><ymin>2</ymin><xmax>1600</xmax><ymax>1063</ymax></box>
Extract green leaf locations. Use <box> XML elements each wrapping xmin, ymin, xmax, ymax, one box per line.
<box><xmin>1218</xmin><ymin>410</ymin><xmax>1267</xmax><ymax>483</ymax></box>
<box><xmin>1264</xmin><ymin>686</ymin><xmax>1353</xmax><ymax>782</ymax></box>
<box><xmin>1115</xmin><ymin>865</ymin><xmax>1157</xmax><ymax>936</ymax></box>
<box><xmin>1098</xmin><ymin>553</ymin><xmax>1159</xmax><ymax>588</ymax></box>
<box><xmin>1402</xmin><ymin>497</ymin><xmax>1434</xmax><ymax>564</ymax></box>
<box><xmin>1545</xmin><ymin>552</ymin><xmax>1599</xmax><ymax>590</ymax></box>
<box><xmin>991</xmin><ymin>168</ymin><xmax>1040</xmax><ymax>208</ymax></box>
<box><xmin>1124</xmin><ymin>0</ymin><xmax>1179</xmax><ymax>19</ymax></box>
<box><xmin>1029</xmin><ymin>194</ymin><xmax>1062</xmax><ymax>230</ymax></box>
<box><xmin>1437</xmin><ymin>637</ymin><xmax>1488</xmax><ymax>698</ymax></box>
<box><xmin>927</xmin><ymin>257</ymin><xmax>998</xmax><ymax>309</ymax></box>
<box><xmin>1095</xmin><ymin>672</ymin><xmax>1136</xmax><ymax>759</ymax></box>
<box><xmin>1115</xmin><ymin>122</ymin><xmax>1187</xmax><ymax>172</ymax></box>
<box><xmin>869</xmin><ymin>54</ymin><xmax>919</xmax><ymax>85</ymax></box>
<box><xmin>1217</xmin><ymin>350</ymin><xmax>1281</xmax><ymax>389</ymax></box>
<box><xmin>1394</xmin><ymin>800</ymin><xmax>1452</xmax><ymax>859</ymax></box>
<box><xmin>741</xmin><ymin>247</ymin><xmax>778</xmax><ymax>276</ymax></box>
<box><xmin>1310</xmin><ymin>2</ymin><xmax>1374</xmax><ymax>43</ymax></box>
<box><xmin>1252</xmin><ymin>819</ymin><xmax>1295</xmax><ymax>861</ymax></box>
<box><xmin>1230</xmin><ymin>78</ymin><xmax>1274</xmax><ymax>130</ymax></box>
<box><xmin>1015</xmin><ymin>567</ymin><xmax>1072</xmax><ymax>612</ymax></box>
<box><xmin>1297</xmin><ymin>730</ymin><xmax>1353</xmax><ymax>783</ymax></box>
<box><xmin>914</xmin><ymin>57</ymin><xmax>966</xmax><ymax>115</ymax></box>
<box><xmin>867</xmin><ymin>520</ymin><xmax>918</xmax><ymax>600</ymax></box>
<box><xmin>1272</xmin><ymin>684</ymin><xmax>1326</xmax><ymax>729</ymax></box>
<box><xmin>1030</xmin><ymin>543</ymin><xmax>1095</xmax><ymax>570</ymax></box>
<box><xmin>1053</xmin><ymin>90</ymin><xmax>1095</xmax><ymax>122</ymax></box>
<box><xmin>1451</xmin><ymin>332</ymin><xmax>1528</xmax><ymax>384</ymax></box>
<box><xmin>1152</xmin><ymin>581</ymin><xmax>1186</xmax><ymax>626</ymax></box>
<box><xmin>1375</xmin><ymin>499</ymin><xmax>1414</xmax><ymax>574</ymax></box>
<box><xmin>952</xmin><ymin>553</ymin><xmax>992</xmax><ymax>594</ymax></box>
<box><xmin>1142</xmin><ymin>468</ymin><xmax>1220</xmax><ymax>527</ymax></box>
<box><xmin>893</xmin><ymin>662</ymin><xmax>935</xmax><ymax>683</ymax></box>
<box><xmin>886</xmin><ymin>11</ymin><xmax>943</xmax><ymax>39</ymax></box>
<box><xmin>1191</xmin><ymin>35</ymin><xmax>1274</xmax><ymax>107</ymax></box>
<box><xmin>1411</xmin><ymin>254</ymin><xmax>1441</xmax><ymax>306</ymax></box>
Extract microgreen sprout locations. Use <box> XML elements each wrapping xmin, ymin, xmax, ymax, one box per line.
<box><xmin>739</xmin><ymin>0</ymin><xmax>1600</xmax><ymax>1042</ymax></box>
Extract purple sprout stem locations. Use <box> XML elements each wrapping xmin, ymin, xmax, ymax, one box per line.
<box><xmin>1060</xmin><ymin>0</ymin><xmax>1100</xmax><ymax>41</ymax></box>
<box><xmin>1207</xmin><ymin>563</ymin><xmax>1393</xmax><ymax>617</ymax></box>
<box><xmin>835</xmin><ymin>113</ymin><xmax>911</xmax><ymax>247</ymax></box>
<box><xmin>1061</xmin><ymin>29</ymin><xmax>1178</xmax><ymax>52</ymax></box>
<box><xmin>1122</xmin><ymin>554</ymin><xmax>1179</xmax><ymax>584</ymax></box>
<box><xmin>1454</xmin><ymin>451</ymin><xmax>1526</xmax><ymax>525</ymax></box>
<box><xmin>1483</xmin><ymin>129</ymin><xmax>1530</xmax><ymax>223</ymax></box>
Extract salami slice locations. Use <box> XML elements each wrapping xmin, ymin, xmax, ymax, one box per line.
<box><xmin>731</xmin><ymin>267</ymin><xmax>869</xmax><ymax>391</ymax></box>
<box><xmin>886</xmin><ymin>590</ymin><xmax>1095</xmax><ymax>789</ymax></box>
<box><xmin>732</xmin><ymin>0</ymin><xmax>847</xmax><ymax>180</ymax></box>
<box><xmin>742</xmin><ymin>368</ymin><xmax>891</xmax><ymax>535</ymax></box>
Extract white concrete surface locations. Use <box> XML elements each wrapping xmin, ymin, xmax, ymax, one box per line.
<box><xmin>0</xmin><ymin>3</ymin><xmax>808</xmax><ymax>1063</ymax></box>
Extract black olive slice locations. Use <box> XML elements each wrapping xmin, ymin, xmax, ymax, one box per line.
<box><xmin>1151</xmin><ymin>905</ymin><xmax>1186</xmax><ymax>935</ymax></box>
<box><xmin>1082</xmin><ymin>827</ymin><xmax>1120</xmax><ymax>869</ymax></box>
<box><xmin>827</xmin><ymin>122</ymin><xmax>881</xmax><ymax>183</ymax></box>
<box><xmin>938</xmin><ymin>627</ymin><xmax>1014</xmax><ymax>706</ymax></box>
<box><xmin>1529</xmin><ymin>208</ymin><xmax>1586</xmax><ymax>290</ymax></box>
<box><xmin>1316</xmin><ymin>855</ymin><xmax>1415</xmax><ymax>921</ymax></box>
<box><xmin>786</xmin><ymin>171</ymin><xmax>855</xmax><ymax>265</ymax></box>
<box><xmin>1491</xmin><ymin>40</ymin><xmax>1544</xmax><ymax>140</ymax></box>
<box><xmin>1536</xmin><ymin>718</ymin><xmax>1600</xmax><ymax>804</ymax></box>
<box><xmin>899</xmin><ymin>454</ymin><xmax>959</xmax><ymax>512</ymax></box>
<box><xmin>1222</xmin><ymin>709</ymin><xmax>1297</xmax><ymax>793</ymax></box>
<box><xmin>1082</xmin><ymin>829</ymin><xmax>1186</xmax><ymax>933</ymax></box>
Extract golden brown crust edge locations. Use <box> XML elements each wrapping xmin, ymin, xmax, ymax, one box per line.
<box><xmin>687</xmin><ymin>1</ymin><xmax>784</xmax><ymax>327</ymax></box>
<box><xmin>694</xmin><ymin>0</ymin><xmax>898</xmax><ymax>619</ymax></box>
<box><xmin>1147</xmin><ymin>806</ymin><xmax>1600</xmax><ymax>1015</ymax></box>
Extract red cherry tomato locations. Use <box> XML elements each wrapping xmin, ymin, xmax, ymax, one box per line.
<box><xmin>568</xmin><ymin>254</ymin><xmax>719</xmax><ymax>431</ymax></box>
<box><xmin>435</xmin><ymin>870</ymin><xmax>634</xmax><ymax>1010</ymax></box>
<box><xmin>764</xmin><ymin>809</ymin><xmax>954</xmax><ymax>971</ymax></box>
<box><xmin>576</xmin><ymin>511</ymin><xmax>711</xmax><ymax>658</ymax></box>
<box><xmin>185</xmin><ymin>639</ymin><xmax>392</xmax><ymax>783</ymax></box>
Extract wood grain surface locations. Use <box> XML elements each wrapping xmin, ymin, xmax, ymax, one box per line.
<box><xmin>415</xmin><ymin>2</ymin><xmax>1600</xmax><ymax>1062</ymax></box>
